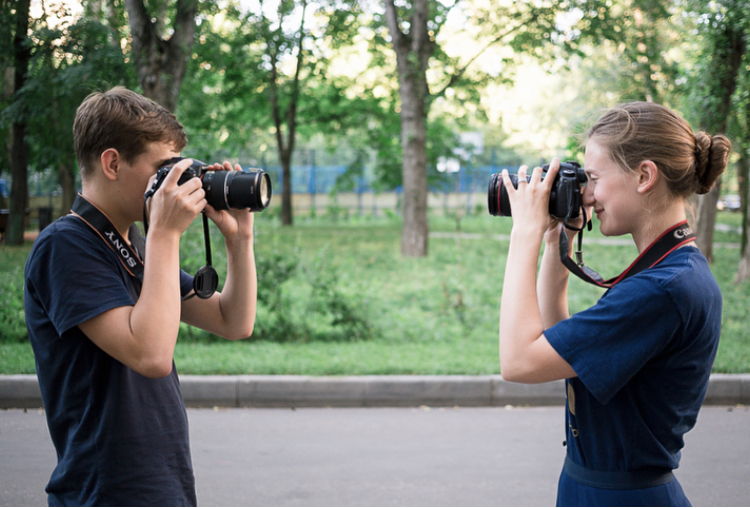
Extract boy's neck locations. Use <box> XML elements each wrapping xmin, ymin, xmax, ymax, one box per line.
<box><xmin>79</xmin><ymin>189</ymin><xmax>133</xmax><ymax>242</ymax></box>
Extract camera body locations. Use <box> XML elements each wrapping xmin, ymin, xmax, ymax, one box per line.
<box><xmin>149</xmin><ymin>157</ymin><xmax>272</xmax><ymax>211</ymax></box>
<box><xmin>487</xmin><ymin>161</ymin><xmax>587</xmax><ymax>220</ymax></box>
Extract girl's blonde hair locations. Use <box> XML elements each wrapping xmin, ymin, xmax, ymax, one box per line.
<box><xmin>587</xmin><ymin>102</ymin><xmax>730</xmax><ymax>197</ymax></box>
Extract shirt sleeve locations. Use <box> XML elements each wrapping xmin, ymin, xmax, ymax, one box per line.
<box><xmin>26</xmin><ymin>227</ymin><xmax>136</xmax><ymax>337</ymax></box>
<box><xmin>179</xmin><ymin>269</ymin><xmax>194</xmax><ymax>298</ymax></box>
<box><xmin>545</xmin><ymin>275</ymin><xmax>681</xmax><ymax>405</ymax></box>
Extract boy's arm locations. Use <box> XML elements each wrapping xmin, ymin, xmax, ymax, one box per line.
<box><xmin>180</xmin><ymin>230</ymin><xmax>257</xmax><ymax>340</ymax></box>
<box><xmin>78</xmin><ymin>162</ymin><xmax>205</xmax><ymax>378</ymax></box>
<box><xmin>180</xmin><ymin>162</ymin><xmax>257</xmax><ymax>340</ymax></box>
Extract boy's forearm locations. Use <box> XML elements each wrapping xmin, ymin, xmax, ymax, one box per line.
<box><xmin>216</xmin><ymin>237</ymin><xmax>257</xmax><ymax>339</ymax></box>
<box><xmin>133</xmin><ymin>231</ymin><xmax>183</xmax><ymax>346</ymax></box>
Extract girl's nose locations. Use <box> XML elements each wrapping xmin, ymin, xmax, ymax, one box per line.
<box><xmin>582</xmin><ymin>184</ymin><xmax>594</xmax><ymax>206</ymax></box>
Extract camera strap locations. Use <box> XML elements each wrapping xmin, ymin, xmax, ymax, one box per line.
<box><xmin>70</xmin><ymin>194</ymin><xmax>144</xmax><ymax>281</ymax></box>
<box><xmin>558</xmin><ymin>220</ymin><xmax>695</xmax><ymax>289</ymax></box>
<box><xmin>142</xmin><ymin>191</ymin><xmax>218</xmax><ymax>300</ymax></box>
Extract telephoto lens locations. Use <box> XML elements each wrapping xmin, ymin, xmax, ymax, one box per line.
<box><xmin>153</xmin><ymin>157</ymin><xmax>273</xmax><ymax>212</ymax></box>
<box><xmin>202</xmin><ymin>169</ymin><xmax>272</xmax><ymax>211</ymax></box>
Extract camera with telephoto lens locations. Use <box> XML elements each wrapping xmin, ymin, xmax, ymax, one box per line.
<box><xmin>149</xmin><ymin>157</ymin><xmax>272</xmax><ymax>211</ymax></box>
<box><xmin>487</xmin><ymin>161</ymin><xmax>587</xmax><ymax>220</ymax></box>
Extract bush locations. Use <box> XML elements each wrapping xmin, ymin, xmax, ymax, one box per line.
<box><xmin>0</xmin><ymin>243</ymin><xmax>31</xmax><ymax>343</ymax></box>
<box><xmin>177</xmin><ymin>243</ymin><xmax>378</xmax><ymax>343</ymax></box>
<box><xmin>0</xmin><ymin>266</ymin><xmax>28</xmax><ymax>342</ymax></box>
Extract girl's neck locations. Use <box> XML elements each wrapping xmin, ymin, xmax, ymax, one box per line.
<box><xmin>631</xmin><ymin>201</ymin><xmax>689</xmax><ymax>253</ymax></box>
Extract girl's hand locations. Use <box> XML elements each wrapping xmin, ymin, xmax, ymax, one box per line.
<box><xmin>202</xmin><ymin>162</ymin><xmax>254</xmax><ymax>245</ymax></box>
<box><xmin>543</xmin><ymin>206</ymin><xmax>594</xmax><ymax>247</ymax></box>
<box><xmin>501</xmin><ymin>158</ymin><xmax>561</xmax><ymax>238</ymax></box>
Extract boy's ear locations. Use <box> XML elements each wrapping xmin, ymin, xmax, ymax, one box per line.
<box><xmin>636</xmin><ymin>160</ymin><xmax>659</xmax><ymax>194</ymax></box>
<box><xmin>100</xmin><ymin>149</ymin><xmax>121</xmax><ymax>182</ymax></box>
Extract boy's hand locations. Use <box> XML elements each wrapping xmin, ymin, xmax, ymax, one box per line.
<box><xmin>203</xmin><ymin>162</ymin><xmax>255</xmax><ymax>245</ymax></box>
<box><xmin>146</xmin><ymin>159</ymin><xmax>206</xmax><ymax>236</ymax></box>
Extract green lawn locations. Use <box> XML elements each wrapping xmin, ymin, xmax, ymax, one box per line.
<box><xmin>2</xmin><ymin>210</ymin><xmax>749</xmax><ymax>375</ymax></box>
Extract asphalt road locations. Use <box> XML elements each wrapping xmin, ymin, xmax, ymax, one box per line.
<box><xmin>2</xmin><ymin>405</ymin><xmax>749</xmax><ymax>506</ymax></box>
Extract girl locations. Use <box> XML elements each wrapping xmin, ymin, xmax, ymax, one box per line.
<box><xmin>498</xmin><ymin>102</ymin><xmax>730</xmax><ymax>506</ymax></box>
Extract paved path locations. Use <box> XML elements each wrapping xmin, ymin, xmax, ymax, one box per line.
<box><xmin>2</xmin><ymin>405</ymin><xmax>749</xmax><ymax>506</ymax></box>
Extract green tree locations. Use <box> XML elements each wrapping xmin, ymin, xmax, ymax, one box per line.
<box><xmin>178</xmin><ymin>0</ymin><xmax>364</xmax><ymax>226</ymax></box>
<box><xmin>568</xmin><ymin>0</ymin><xmax>682</xmax><ymax>106</ymax></box>
<box><xmin>123</xmin><ymin>0</ymin><xmax>200</xmax><ymax>110</ymax></box>
<box><xmin>378</xmin><ymin>0</ymin><xmax>622</xmax><ymax>256</ymax></box>
<box><xmin>2</xmin><ymin>0</ymin><xmax>31</xmax><ymax>245</ymax></box>
<box><xmin>22</xmin><ymin>17</ymin><xmax>133</xmax><ymax>213</ymax></box>
<box><xmin>684</xmin><ymin>0</ymin><xmax>747</xmax><ymax>263</ymax></box>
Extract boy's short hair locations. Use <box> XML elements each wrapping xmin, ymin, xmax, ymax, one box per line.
<box><xmin>74</xmin><ymin>86</ymin><xmax>187</xmax><ymax>180</ymax></box>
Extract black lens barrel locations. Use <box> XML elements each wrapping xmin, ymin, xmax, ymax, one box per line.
<box><xmin>201</xmin><ymin>168</ymin><xmax>272</xmax><ymax>211</ymax></box>
<box><xmin>487</xmin><ymin>172</ymin><xmax>522</xmax><ymax>217</ymax></box>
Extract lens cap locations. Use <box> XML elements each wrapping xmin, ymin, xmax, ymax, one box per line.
<box><xmin>193</xmin><ymin>266</ymin><xmax>219</xmax><ymax>299</ymax></box>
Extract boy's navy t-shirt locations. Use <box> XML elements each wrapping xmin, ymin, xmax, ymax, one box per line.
<box><xmin>24</xmin><ymin>215</ymin><xmax>197</xmax><ymax>506</ymax></box>
<box><xmin>545</xmin><ymin>246</ymin><xmax>722</xmax><ymax>476</ymax></box>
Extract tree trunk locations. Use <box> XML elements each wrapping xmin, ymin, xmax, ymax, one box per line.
<box><xmin>280</xmin><ymin>149</ymin><xmax>293</xmax><ymax>226</ymax></box>
<box><xmin>735</xmin><ymin>150</ymin><xmax>750</xmax><ymax>283</ymax></box>
<box><xmin>6</xmin><ymin>0</ymin><xmax>31</xmax><ymax>245</ymax></box>
<box><xmin>58</xmin><ymin>160</ymin><xmax>76</xmax><ymax>215</ymax></box>
<box><xmin>693</xmin><ymin>11</ymin><xmax>745</xmax><ymax>263</ymax></box>
<box><xmin>384</xmin><ymin>0</ymin><xmax>433</xmax><ymax>257</ymax></box>
<box><xmin>7</xmin><ymin>120</ymin><xmax>29</xmax><ymax>244</ymax></box>
<box><xmin>399</xmin><ymin>80</ymin><xmax>429</xmax><ymax>257</ymax></box>
<box><xmin>124</xmin><ymin>0</ymin><xmax>197</xmax><ymax>111</ymax></box>
<box><xmin>695</xmin><ymin>182</ymin><xmax>720</xmax><ymax>262</ymax></box>
<box><xmin>2</xmin><ymin>67</ymin><xmax>12</xmax><ymax>211</ymax></box>
<box><xmin>265</xmin><ymin>1</ymin><xmax>307</xmax><ymax>227</ymax></box>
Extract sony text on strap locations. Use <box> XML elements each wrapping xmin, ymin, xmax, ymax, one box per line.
<box><xmin>70</xmin><ymin>194</ymin><xmax>144</xmax><ymax>281</ymax></box>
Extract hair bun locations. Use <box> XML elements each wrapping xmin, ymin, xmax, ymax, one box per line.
<box><xmin>694</xmin><ymin>132</ymin><xmax>730</xmax><ymax>194</ymax></box>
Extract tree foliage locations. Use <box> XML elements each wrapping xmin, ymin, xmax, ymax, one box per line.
<box><xmin>1</xmin><ymin>4</ymin><xmax>134</xmax><ymax>223</ymax></box>
<box><xmin>681</xmin><ymin>0</ymin><xmax>748</xmax><ymax>263</ymax></box>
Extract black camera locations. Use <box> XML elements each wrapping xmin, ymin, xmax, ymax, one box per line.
<box><xmin>149</xmin><ymin>157</ymin><xmax>272</xmax><ymax>211</ymax></box>
<box><xmin>487</xmin><ymin>161</ymin><xmax>587</xmax><ymax>220</ymax></box>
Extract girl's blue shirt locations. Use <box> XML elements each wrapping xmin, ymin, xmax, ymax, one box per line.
<box><xmin>546</xmin><ymin>246</ymin><xmax>721</xmax><ymax>471</ymax></box>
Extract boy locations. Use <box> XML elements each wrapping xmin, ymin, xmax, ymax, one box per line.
<box><xmin>24</xmin><ymin>86</ymin><xmax>257</xmax><ymax>506</ymax></box>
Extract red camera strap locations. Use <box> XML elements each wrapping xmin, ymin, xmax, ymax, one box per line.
<box><xmin>558</xmin><ymin>220</ymin><xmax>696</xmax><ymax>289</ymax></box>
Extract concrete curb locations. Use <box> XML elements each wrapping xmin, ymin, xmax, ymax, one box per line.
<box><xmin>2</xmin><ymin>374</ymin><xmax>749</xmax><ymax>409</ymax></box>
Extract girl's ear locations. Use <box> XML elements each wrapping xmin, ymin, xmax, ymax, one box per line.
<box><xmin>636</xmin><ymin>160</ymin><xmax>659</xmax><ymax>194</ymax></box>
<box><xmin>100</xmin><ymin>149</ymin><xmax>121</xmax><ymax>181</ymax></box>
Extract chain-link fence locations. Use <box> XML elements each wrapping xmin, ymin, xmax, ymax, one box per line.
<box><xmin>2</xmin><ymin>146</ymin><xmax>525</xmax><ymax>217</ymax></box>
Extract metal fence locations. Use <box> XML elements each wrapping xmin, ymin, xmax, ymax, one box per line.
<box><xmin>260</xmin><ymin>164</ymin><xmax>520</xmax><ymax>196</ymax></box>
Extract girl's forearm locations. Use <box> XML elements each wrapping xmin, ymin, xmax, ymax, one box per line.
<box><xmin>537</xmin><ymin>238</ymin><xmax>571</xmax><ymax>328</ymax></box>
<box><xmin>499</xmin><ymin>229</ymin><xmax>546</xmax><ymax>371</ymax></box>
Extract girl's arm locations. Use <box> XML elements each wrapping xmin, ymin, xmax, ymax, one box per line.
<box><xmin>498</xmin><ymin>161</ymin><xmax>577</xmax><ymax>384</ymax></box>
<box><xmin>537</xmin><ymin>224</ymin><xmax>573</xmax><ymax>329</ymax></box>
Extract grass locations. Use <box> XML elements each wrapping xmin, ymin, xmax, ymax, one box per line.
<box><xmin>2</xmin><ymin>208</ymin><xmax>749</xmax><ymax>375</ymax></box>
